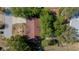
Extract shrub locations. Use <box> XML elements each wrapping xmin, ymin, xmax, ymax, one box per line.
<box><xmin>41</xmin><ymin>39</ymin><xmax>50</xmax><ymax>47</ymax></box>
<box><xmin>6</xmin><ymin>35</ymin><xmax>30</xmax><ymax>51</ymax></box>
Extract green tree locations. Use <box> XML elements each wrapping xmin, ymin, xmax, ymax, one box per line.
<box><xmin>11</xmin><ymin>7</ymin><xmax>43</xmax><ymax>18</ymax></box>
<box><xmin>40</xmin><ymin>8</ymin><xmax>55</xmax><ymax>38</ymax></box>
<box><xmin>58</xmin><ymin>26</ymin><xmax>78</xmax><ymax>44</ymax></box>
<box><xmin>6</xmin><ymin>35</ymin><xmax>30</xmax><ymax>51</ymax></box>
<box><xmin>54</xmin><ymin>17</ymin><xmax>67</xmax><ymax>36</ymax></box>
<box><xmin>54</xmin><ymin>8</ymin><xmax>67</xmax><ymax>36</ymax></box>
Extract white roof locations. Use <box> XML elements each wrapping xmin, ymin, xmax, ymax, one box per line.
<box><xmin>12</xmin><ymin>16</ymin><xmax>26</xmax><ymax>24</ymax></box>
<box><xmin>70</xmin><ymin>17</ymin><xmax>79</xmax><ymax>29</ymax></box>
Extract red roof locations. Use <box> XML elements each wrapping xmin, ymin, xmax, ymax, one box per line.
<box><xmin>26</xmin><ymin>18</ymin><xmax>40</xmax><ymax>39</ymax></box>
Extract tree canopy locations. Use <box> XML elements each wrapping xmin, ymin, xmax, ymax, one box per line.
<box><xmin>11</xmin><ymin>7</ymin><xmax>43</xmax><ymax>18</ymax></box>
<box><xmin>6</xmin><ymin>35</ymin><xmax>30</xmax><ymax>51</ymax></box>
<box><xmin>40</xmin><ymin>8</ymin><xmax>54</xmax><ymax>38</ymax></box>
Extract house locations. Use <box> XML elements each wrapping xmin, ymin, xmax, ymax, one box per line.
<box><xmin>26</xmin><ymin>18</ymin><xmax>40</xmax><ymax>39</ymax></box>
<box><xmin>0</xmin><ymin>8</ymin><xmax>61</xmax><ymax>39</ymax></box>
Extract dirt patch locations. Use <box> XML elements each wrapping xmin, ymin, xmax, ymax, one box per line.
<box><xmin>44</xmin><ymin>43</ymin><xmax>79</xmax><ymax>51</ymax></box>
<box><xmin>0</xmin><ymin>39</ymin><xmax>7</xmax><ymax>50</ymax></box>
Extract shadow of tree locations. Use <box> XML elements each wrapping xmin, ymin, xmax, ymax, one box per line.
<box><xmin>26</xmin><ymin>36</ymin><xmax>44</xmax><ymax>51</ymax></box>
<box><xmin>23</xmin><ymin>36</ymin><xmax>44</xmax><ymax>51</ymax></box>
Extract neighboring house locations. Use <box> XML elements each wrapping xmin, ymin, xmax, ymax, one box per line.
<box><xmin>70</xmin><ymin>12</ymin><xmax>79</xmax><ymax>38</ymax></box>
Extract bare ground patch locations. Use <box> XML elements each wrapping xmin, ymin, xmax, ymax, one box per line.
<box><xmin>44</xmin><ymin>43</ymin><xmax>79</xmax><ymax>51</ymax></box>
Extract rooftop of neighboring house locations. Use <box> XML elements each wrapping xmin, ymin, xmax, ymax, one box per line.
<box><xmin>69</xmin><ymin>11</ymin><xmax>79</xmax><ymax>38</ymax></box>
<box><xmin>70</xmin><ymin>12</ymin><xmax>79</xmax><ymax>30</ymax></box>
